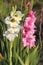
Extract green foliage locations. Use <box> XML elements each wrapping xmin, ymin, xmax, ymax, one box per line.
<box><xmin>29</xmin><ymin>45</ymin><xmax>39</xmax><ymax>65</ymax></box>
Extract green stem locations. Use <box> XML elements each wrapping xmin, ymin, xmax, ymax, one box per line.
<box><xmin>21</xmin><ymin>0</ymin><xmax>24</xmax><ymax>11</ymax></box>
<box><xmin>10</xmin><ymin>42</ymin><xmax>13</xmax><ymax>65</ymax></box>
<box><xmin>30</xmin><ymin>0</ymin><xmax>34</xmax><ymax>11</ymax></box>
<box><xmin>25</xmin><ymin>47</ymin><xmax>29</xmax><ymax>65</ymax></box>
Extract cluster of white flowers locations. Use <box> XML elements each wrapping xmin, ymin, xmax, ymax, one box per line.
<box><xmin>3</xmin><ymin>6</ymin><xmax>24</xmax><ymax>41</ymax></box>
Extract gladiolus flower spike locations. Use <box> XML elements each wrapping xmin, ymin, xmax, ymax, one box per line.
<box><xmin>3</xmin><ymin>6</ymin><xmax>24</xmax><ymax>41</ymax></box>
<box><xmin>22</xmin><ymin>11</ymin><xmax>36</xmax><ymax>48</ymax></box>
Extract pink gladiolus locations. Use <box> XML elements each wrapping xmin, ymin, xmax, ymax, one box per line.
<box><xmin>22</xmin><ymin>11</ymin><xmax>36</xmax><ymax>48</ymax></box>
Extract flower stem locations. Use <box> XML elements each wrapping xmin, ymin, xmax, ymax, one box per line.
<box><xmin>30</xmin><ymin>0</ymin><xmax>34</xmax><ymax>11</ymax></box>
<box><xmin>21</xmin><ymin>0</ymin><xmax>24</xmax><ymax>11</ymax></box>
<box><xmin>10</xmin><ymin>42</ymin><xmax>13</xmax><ymax>65</ymax></box>
<box><xmin>25</xmin><ymin>47</ymin><xmax>29</xmax><ymax>65</ymax></box>
<box><xmin>39</xmin><ymin>9</ymin><xmax>42</xmax><ymax>50</ymax></box>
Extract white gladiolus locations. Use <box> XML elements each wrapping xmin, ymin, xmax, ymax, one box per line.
<box><xmin>3</xmin><ymin>7</ymin><xmax>24</xmax><ymax>41</ymax></box>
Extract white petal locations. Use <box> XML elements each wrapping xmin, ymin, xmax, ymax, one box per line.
<box><xmin>9</xmin><ymin>21</ymin><xmax>20</xmax><ymax>27</ymax></box>
<box><xmin>16</xmin><ymin>11</ymin><xmax>24</xmax><ymax>17</ymax></box>
<box><xmin>10</xmin><ymin>10</ymin><xmax>24</xmax><ymax>21</ymax></box>
<box><xmin>3</xmin><ymin>30</ymin><xmax>19</xmax><ymax>41</ymax></box>
<box><xmin>7</xmin><ymin>27</ymin><xmax>20</xmax><ymax>34</ymax></box>
<box><xmin>10</xmin><ymin>11</ymin><xmax>15</xmax><ymax>18</ymax></box>
<box><xmin>4</xmin><ymin>16</ymin><xmax>11</xmax><ymax>24</ymax></box>
<box><xmin>14</xmin><ymin>11</ymin><xmax>24</xmax><ymax>21</ymax></box>
<box><xmin>6</xmin><ymin>34</ymin><xmax>15</xmax><ymax>41</ymax></box>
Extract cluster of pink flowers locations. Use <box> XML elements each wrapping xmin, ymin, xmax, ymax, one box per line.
<box><xmin>22</xmin><ymin>11</ymin><xmax>36</xmax><ymax>48</ymax></box>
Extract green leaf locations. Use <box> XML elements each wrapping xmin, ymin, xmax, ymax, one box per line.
<box><xmin>15</xmin><ymin>52</ymin><xmax>25</xmax><ymax>65</ymax></box>
<box><xmin>29</xmin><ymin>45</ymin><xmax>40</xmax><ymax>65</ymax></box>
